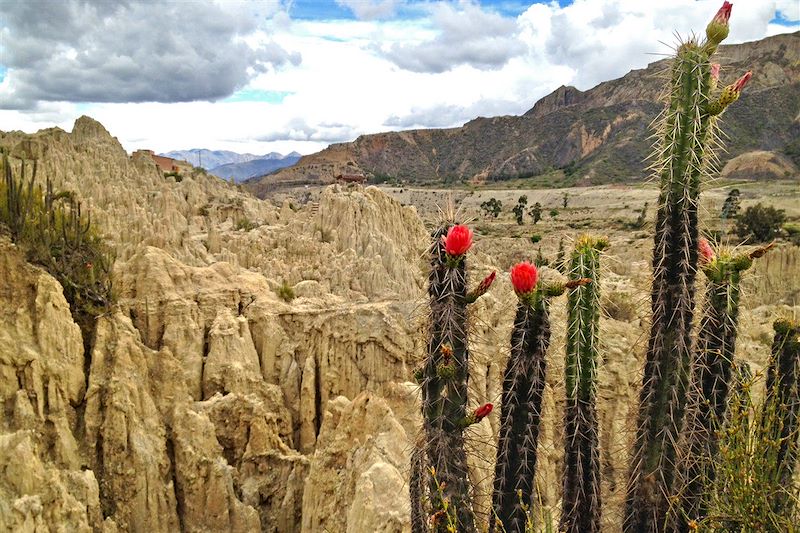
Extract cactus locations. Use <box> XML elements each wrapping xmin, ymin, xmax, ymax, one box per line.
<box><xmin>414</xmin><ymin>223</ymin><xmax>494</xmax><ymax>533</ymax></box>
<box><xmin>624</xmin><ymin>3</ymin><xmax>751</xmax><ymax>530</ymax></box>
<box><xmin>560</xmin><ymin>236</ymin><xmax>607</xmax><ymax>533</ymax></box>
<box><xmin>763</xmin><ymin>319</ymin><xmax>800</xmax><ymax>502</ymax></box>
<box><xmin>490</xmin><ymin>263</ymin><xmax>584</xmax><ymax>533</ymax></box>
<box><xmin>670</xmin><ymin>242</ymin><xmax>766</xmax><ymax>531</ymax></box>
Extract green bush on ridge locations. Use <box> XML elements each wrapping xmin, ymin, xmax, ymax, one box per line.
<box><xmin>0</xmin><ymin>153</ymin><xmax>115</xmax><ymax>349</ymax></box>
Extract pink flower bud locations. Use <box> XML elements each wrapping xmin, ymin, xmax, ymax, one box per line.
<box><xmin>698</xmin><ymin>238</ymin><xmax>715</xmax><ymax>263</ymax></box>
<box><xmin>733</xmin><ymin>71</ymin><xmax>752</xmax><ymax>93</ymax></box>
<box><xmin>710</xmin><ymin>64</ymin><xmax>720</xmax><ymax>82</ymax></box>
<box><xmin>443</xmin><ymin>225</ymin><xmax>473</xmax><ymax>256</ymax></box>
<box><xmin>510</xmin><ymin>262</ymin><xmax>538</xmax><ymax>295</ymax></box>
<box><xmin>706</xmin><ymin>1</ymin><xmax>732</xmax><ymax>46</ymax></box>
<box><xmin>474</xmin><ymin>403</ymin><xmax>493</xmax><ymax>421</ymax></box>
<box><xmin>711</xmin><ymin>1</ymin><xmax>732</xmax><ymax>26</ymax></box>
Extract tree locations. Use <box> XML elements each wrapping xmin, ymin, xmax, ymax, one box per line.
<box><xmin>563</xmin><ymin>191</ymin><xmax>570</xmax><ymax>209</ymax></box>
<box><xmin>721</xmin><ymin>189</ymin><xmax>741</xmax><ymax>220</ymax></box>
<box><xmin>529</xmin><ymin>202</ymin><xmax>542</xmax><ymax>224</ymax></box>
<box><xmin>480</xmin><ymin>198</ymin><xmax>502</xmax><ymax>218</ymax></box>
<box><xmin>512</xmin><ymin>195</ymin><xmax>528</xmax><ymax>225</ymax></box>
<box><xmin>735</xmin><ymin>203</ymin><xmax>786</xmax><ymax>243</ymax></box>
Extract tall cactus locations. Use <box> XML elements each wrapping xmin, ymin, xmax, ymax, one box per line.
<box><xmin>490</xmin><ymin>263</ymin><xmax>586</xmax><ymax>533</ymax></box>
<box><xmin>560</xmin><ymin>236</ymin><xmax>608</xmax><ymax>533</ymax></box>
<box><xmin>763</xmin><ymin>318</ymin><xmax>800</xmax><ymax>501</ymax></box>
<box><xmin>413</xmin><ymin>223</ymin><xmax>494</xmax><ymax>533</ymax></box>
<box><xmin>670</xmin><ymin>241</ymin><xmax>767</xmax><ymax>531</ymax></box>
<box><xmin>625</xmin><ymin>3</ymin><xmax>751</xmax><ymax>530</ymax></box>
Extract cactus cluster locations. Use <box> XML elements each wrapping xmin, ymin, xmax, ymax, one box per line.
<box><xmin>409</xmin><ymin>3</ymin><xmax>796</xmax><ymax>532</ymax></box>
<box><xmin>670</xmin><ymin>242</ymin><xmax>768</xmax><ymax>530</ymax></box>
<box><xmin>625</xmin><ymin>3</ymin><xmax>754</xmax><ymax>530</ymax></box>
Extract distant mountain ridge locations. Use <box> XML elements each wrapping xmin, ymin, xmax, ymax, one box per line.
<box><xmin>161</xmin><ymin>149</ymin><xmax>301</xmax><ymax>183</ymax></box>
<box><xmin>210</xmin><ymin>154</ymin><xmax>301</xmax><ymax>182</ymax></box>
<box><xmin>246</xmin><ymin>32</ymin><xmax>799</xmax><ymax>198</ymax></box>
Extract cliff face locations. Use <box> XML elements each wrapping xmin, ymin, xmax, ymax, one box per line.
<box><xmin>247</xmin><ymin>32</ymin><xmax>799</xmax><ymax>196</ymax></box>
<box><xmin>0</xmin><ymin>117</ymin><xmax>433</xmax><ymax>532</ymax></box>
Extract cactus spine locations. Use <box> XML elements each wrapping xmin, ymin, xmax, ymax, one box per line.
<box><xmin>490</xmin><ymin>262</ymin><xmax>573</xmax><ymax>533</ymax></box>
<box><xmin>671</xmin><ymin>245</ymin><xmax>760</xmax><ymax>531</ymax></box>
<box><xmin>560</xmin><ymin>236</ymin><xmax>607</xmax><ymax>533</ymax></box>
<box><xmin>625</xmin><ymin>4</ymin><xmax>747</xmax><ymax>529</ymax></box>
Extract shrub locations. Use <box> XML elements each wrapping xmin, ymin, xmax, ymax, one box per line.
<box><xmin>0</xmin><ymin>154</ymin><xmax>115</xmax><ymax>349</ymax></box>
<box><xmin>480</xmin><ymin>197</ymin><xmax>502</xmax><ymax>218</ymax></box>
<box><xmin>235</xmin><ymin>218</ymin><xmax>258</xmax><ymax>231</ymax></box>
<box><xmin>735</xmin><ymin>203</ymin><xmax>786</xmax><ymax>243</ymax></box>
<box><xmin>276</xmin><ymin>280</ymin><xmax>295</xmax><ymax>302</ymax></box>
<box><xmin>529</xmin><ymin>202</ymin><xmax>542</xmax><ymax>224</ymax></box>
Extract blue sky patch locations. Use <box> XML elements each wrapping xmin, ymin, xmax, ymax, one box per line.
<box><xmin>287</xmin><ymin>0</ymin><xmax>573</xmax><ymax>21</ymax></box>
<box><xmin>0</xmin><ymin>66</ymin><xmax>6</xmax><ymax>83</ymax></box>
<box><xmin>223</xmin><ymin>89</ymin><xmax>292</xmax><ymax>104</ymax></box>
<box><xmin>770</xmin><ymin>12</ymin><xmax>800</xmax><ymax>26</ymax></box>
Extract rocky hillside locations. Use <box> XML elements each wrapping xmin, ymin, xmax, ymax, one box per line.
<box><xmin>247</xmin><ymin>32</ymin><xmax>799</xmax><ymax>197</ymax></box>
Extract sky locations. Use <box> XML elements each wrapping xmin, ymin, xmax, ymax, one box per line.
<box><xmin>0</xmin><ymin>0</ymin><xmax>797</xmax><ymax>156</ymax></box>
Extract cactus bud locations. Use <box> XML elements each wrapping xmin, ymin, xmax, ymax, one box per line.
<box><xmin>474</xmin><ymin>403</ymin><xmax>493</xmax><ymax>421</ymax></box>
<box><xmin>706</xmin><ymin>1</ymin><xmax>732</xmax><ymax>47</ymax></box>
<box><xmin>733</xmin><ymin>70</ymin><xmax>751</xmax><ymax>93</ymax></box>
<box><xmin>443</xmin><ymin>224</ymin><xmax>473</xmax><ymax>257</ymax></box>
<box><xmin>467</xmin><ymin>271</ymin><xmax>496</xmax><ymax>303</ymax></box>
<box><xmin>710</xmin><ymin>63</ymin><xmax>721</xmax><ymax>90</ymax></box>
<box><xmin>510</xmin><ymin>262</ymin><xmax>538</xmax><ymax>296</ymax></box>
<box><xmin>709</xmin><ymin>71</ymin><xmax>752</xmax><ymax>115</ymax></box>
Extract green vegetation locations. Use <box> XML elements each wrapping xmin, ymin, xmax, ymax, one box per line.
<box><xmin>512</xmin><ymin>195</ymin><xmax>528</xmax><ymax>225</ymax></box>
<box><xmin>735</xmin><ymin>203</ymin><xmax>786</xmax><ymax>243</ymax></box>
<box><xmin>529</xmin><ymin>202</ymin><xmax>542</xmax><ymax>224</ymax></box>
<box><xmin>480</xmin><ymin>197</ymin><xmax>502</xmax><ymax>218</ymax></box>
<box><xmin>276</xmin><ymin>280</ymin><xmax>295</xmax><ymax>302</ymax></box>
<box><xmin>721</xmin><ymin>188</ymin><xmax>741</xmax><ymax>220</ymax></box>
<box><xmin>235</xmin><ymin>217</ymin><xmax>258</xmax><ymax>231</ymax></box>
<box><xmin>0</xmin><ymin>153</ymin><xmax>115</xmax><ymax>349</ymax></box>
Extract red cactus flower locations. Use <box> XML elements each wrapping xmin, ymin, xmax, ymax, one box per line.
<box><xmin>733</xmin><ymin>71</ymin><xmax>752</xmax><ymax>93</ymax></box>
<box><xmin>710</xmin><ymin>63</ymin><xmax>720</xmax><ymax>82</ymax></box>
<box><xmin>510</xmin><ymin>262</ymin><xmax>538</xmax><ymax>295</ymax></box>
<box><xmin>474</xmin><ymin>403</ymin><xmax>493</xmax><ymax>421</ymax></box>
<box><xmin>711</xmin><ymin>1</ymin><xmax>732</xmax><ymax>26</ymax></box>
<box><xmin>443</xmin><ymin>225</ymin><xmax>473</xmax><ymax>256</ymax></box>
<box><xmin>698</xmin><ymin>238</ymin><xmax>715</xmax><ymax>263</ymax></box>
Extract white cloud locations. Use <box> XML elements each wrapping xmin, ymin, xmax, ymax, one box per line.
<box><xmin>1</xmin><ymin>0</ymin><xmax>796</xmax><ymax>156</ymax></box>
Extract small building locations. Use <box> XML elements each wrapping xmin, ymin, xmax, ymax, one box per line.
<box><xmin>139</xmin><ymin>149</ymin><xmax>182</xmax><ymax>173</ymax></box>
<box><xmin>335</xmin><ymin>173</ymin><xmax>366</xmax><ymax>184</ymax></box>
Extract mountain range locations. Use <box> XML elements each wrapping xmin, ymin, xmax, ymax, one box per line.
<box><xmin>246</xmin><ymin>32</ymin><xmax>799</xmax><ymax>198</ymax></box>
<box><xmin>161</xmin><ymin>149</ymin><xmax>301</xmax><ymax>182</ymax></box>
